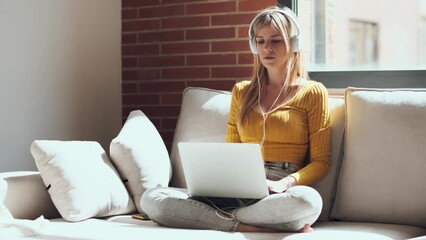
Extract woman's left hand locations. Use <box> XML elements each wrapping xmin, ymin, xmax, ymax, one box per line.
<box><xmin>267</xmin><ymin>177</ymin><xmax>296</xmax><ymax>193</ymax></box>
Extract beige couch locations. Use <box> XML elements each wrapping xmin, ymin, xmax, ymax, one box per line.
<box><xmin>1</xmin><ymin>86</ymin><xmax>426</xmax><ymax>240</ymax></box>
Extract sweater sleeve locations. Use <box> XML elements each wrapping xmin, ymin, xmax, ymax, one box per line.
<box><xmin>290</xmin><ymin>83</ymin><xmax>331</xmax><ymax>185</ymax></box>
<box><xmin>225</xmin><ymin>84</ymin><xmax>242</xmax><ymax>143</ymax></box>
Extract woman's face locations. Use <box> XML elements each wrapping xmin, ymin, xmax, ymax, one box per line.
<box><xmin>255</xmin><ymin>24</ymin><xmax>288</xmax><ymax>70</ymax></box>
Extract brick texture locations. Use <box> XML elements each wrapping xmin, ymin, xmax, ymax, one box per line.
<box><xmin>122</xmin><ymin>0</ymin><xmax>277</xmax><ymax>150</ymax></box>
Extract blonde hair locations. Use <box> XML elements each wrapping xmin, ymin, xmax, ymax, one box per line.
<box><xmin>238</xmin><ymin>6</ymin><xmax>308</xmax><ymax>126</ymax></box>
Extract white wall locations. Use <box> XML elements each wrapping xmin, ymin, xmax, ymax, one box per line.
<box><xmin>0</xmin><ymin>0</ymin><xmax>122</xmax><ymax>171</ymax></box>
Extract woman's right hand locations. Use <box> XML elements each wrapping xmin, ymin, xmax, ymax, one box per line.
<box><xmin>266</xmin><ymin>177</ymin><xmax>296</xmax><ymax>193</ymax></box>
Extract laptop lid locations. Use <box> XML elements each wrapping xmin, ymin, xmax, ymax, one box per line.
<box><xmin>178</xmin><ymin>142</ymin><xmax>269</xmax><ymax>199</ymax></box>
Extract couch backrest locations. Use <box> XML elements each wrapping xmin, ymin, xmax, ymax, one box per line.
<box><xmin>169</xmin><ymin>86</ymin><xmax>346</xmax><ymax>221</ymax></box>
<box><xmin>169</xmin><ymin>87</ymin><xmax>232</xmax><ymax>188</ymax></box>
<box><xmin>312</xmin><ymin>96</ymin><xmax>345</xmax><ymax>221</ymax></box>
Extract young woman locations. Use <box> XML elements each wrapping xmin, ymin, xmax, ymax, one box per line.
<box><xmin>141</xmin><ymin>6</ymin><xmax>330</xmax><ymax>233</ymax></box>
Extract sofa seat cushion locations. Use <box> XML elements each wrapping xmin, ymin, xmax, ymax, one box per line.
<box><xmin>30</xmin><ymin>217</ymin><xmax>426</xmax><ymax>240</ymax></box>
<box><xmin>331</xmin><ymin>88</ymin><xmax>426</xmax><ymax>227</ymax></box>
<box><xmin>310</xmin><ymin>222</ymin><xmax>426</xmax><ymax>240</ymax></box>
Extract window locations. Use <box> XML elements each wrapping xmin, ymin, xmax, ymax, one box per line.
<box><xmin>421</xmin><ymin>17</ymin><xmax>426</xmax><ymax>64</ymax></box>
<box><xmin>279</xmin><ymin>0</ymin><xmax>426</xmax><ymax>88</ymax></box>
<box><xmin>348</xmin><ymin>20</ymin><xmax>378</xmax><ymax>67</ymax></box>
<box><xmin>302</xmin><ymin>0</ymin><xmax>426</xmax><ymax>70</ymax></box>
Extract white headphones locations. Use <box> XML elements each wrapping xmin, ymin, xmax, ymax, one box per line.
<box><xmin>248</xmin><ymin>7</ymin><xmax>302</xmax><ymax>53</ymax></box>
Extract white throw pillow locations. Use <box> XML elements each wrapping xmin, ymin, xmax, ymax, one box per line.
<box><xmin>331</xmin><ymin>88</ymin><xmax>426</xmax><ymax>227</ymax></box>
<box><xmin>110</xmin><ymin>110</ymin><xmax>171</xmax><ymax>214</ymax></box>
<box><xmin>31</xmin><ymin>140</ymin><xmax>136</xmax><ymax>222</ymax></box>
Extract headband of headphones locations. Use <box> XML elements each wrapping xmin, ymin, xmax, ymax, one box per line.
<box><xmin>248</xmin><ymin>7</ymin><xmax>302</xmax><ymax>53</ymax></box>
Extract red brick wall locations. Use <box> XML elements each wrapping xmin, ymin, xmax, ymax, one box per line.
<box><xmin>122</xmin><ymin>0</ymin><xmax>277</xmax><ymax>150</ymax></box>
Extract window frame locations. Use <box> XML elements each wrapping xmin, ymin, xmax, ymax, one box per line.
<box><xmin>278</xmin><ymin>0</ymin><xmax>426</xmax><ymax>88</ymax></box>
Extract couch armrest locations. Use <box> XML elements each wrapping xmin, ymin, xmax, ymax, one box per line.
<box><xmin>0</xmin><ymin>171</ymin><xmax>60</xmax><ymax>220</ymax></box>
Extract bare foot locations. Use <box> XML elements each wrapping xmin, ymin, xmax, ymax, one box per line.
<box><xmin>299</xmin><ymin>224</ymin><xmax>313</xmax><ymax>233</ymax></box>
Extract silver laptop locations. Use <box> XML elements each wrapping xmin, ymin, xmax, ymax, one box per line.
<box><xmin>178</xmin><ymin>142</ymin><xmax>269</xmax><ymax>199</ymax></box>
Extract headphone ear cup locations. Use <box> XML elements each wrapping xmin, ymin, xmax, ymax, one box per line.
<box><xmin>249</xmin><ymin>37</ymin><xmax>258</xmax><ymax>54</ymax></box>
<box><xmin>291</xmin><ymin>35</ymin><xmax>301</xmax><ymax>52</ymax></box>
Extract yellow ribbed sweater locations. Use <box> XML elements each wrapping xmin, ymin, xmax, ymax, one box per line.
<box><xmin>226</xmin><ymin>80</ymin><xmax>331</xmax><ymax>185</ymax></box>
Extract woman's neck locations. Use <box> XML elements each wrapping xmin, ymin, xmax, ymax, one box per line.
<box><xmin>267</xmin><ymin>69</ymin><xmax>303</xmax><ymax>87</ymax></box>
<box><xmin>267</xmin><ymin>68</ymin><xmax>286</xmax><ymax>87</ymax></box>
